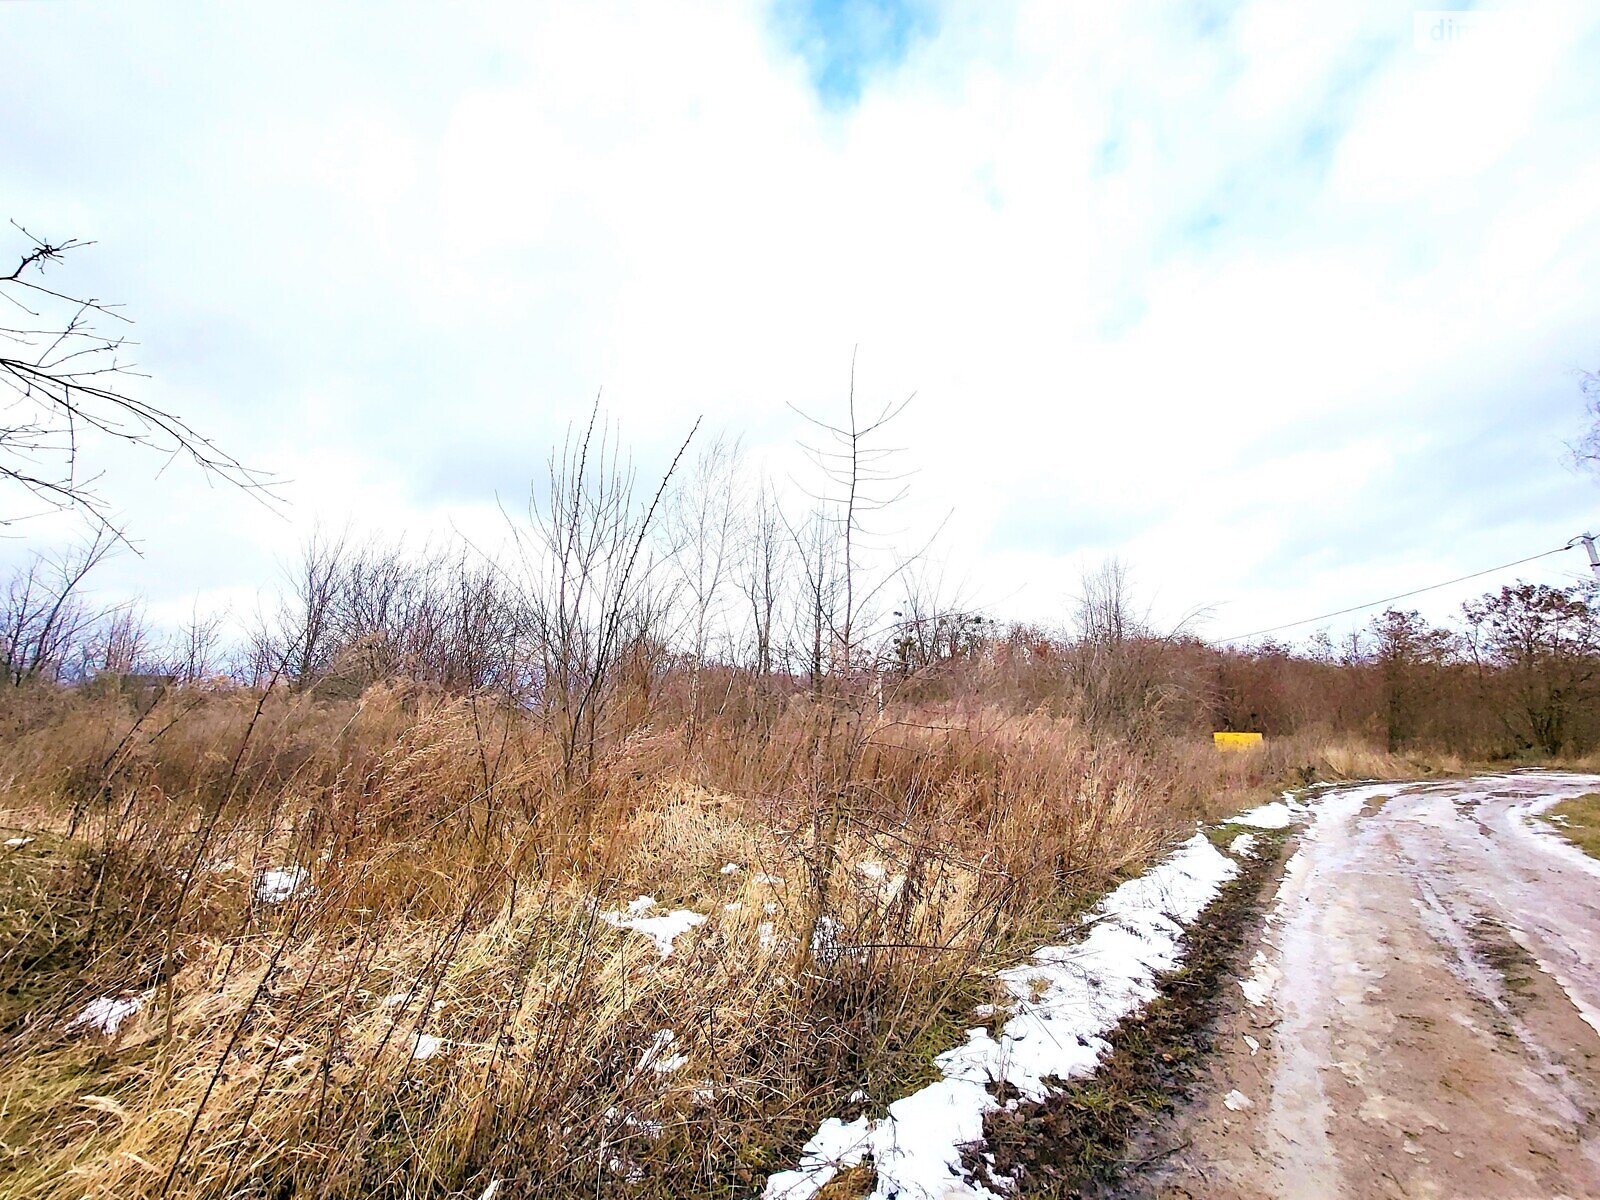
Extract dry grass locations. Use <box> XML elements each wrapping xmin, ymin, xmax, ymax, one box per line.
<box><xmin>0</xmin><ymin>680</ymin><xmax>1435</xmax><ymax>1199</ymax></box>
<box><xmin>1540</xmin><ymin>792</ymin><xmax>1600</xmax><ymax>860</ymax></box>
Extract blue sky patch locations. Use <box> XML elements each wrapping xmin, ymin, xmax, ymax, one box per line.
<box><xmin>773</xmin><ymin>0</ymin><xmax>936</xmax><ymax>107</ymax></box>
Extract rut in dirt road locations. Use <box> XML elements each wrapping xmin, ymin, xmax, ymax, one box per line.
<box><xmin>1142</xmin><ymin>774</ymin><xmax>1600</xmax><ymax>1200</ymax></box>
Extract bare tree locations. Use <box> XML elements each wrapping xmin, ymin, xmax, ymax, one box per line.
<box><xmin>0</xmin><ymin>531</ymin><xmax>115</xmax><ymax>685</ymax></box>
<box><xmin>1366</xmin><ymin>608</ymin><xmax>1453</xmax><ymax>751</ymax></box>
<box><xmin>664</xmin><ymin>435</ymin><xmax>742</xmax><ymax>749</ymax></box>
<box><xmin>1574</xmin><ymin>366</ymin><xmax>1600</xmax><ymax>475</ymax></box>
<box><xmin>789</xmin><ymin>355</ymin><xmax>913</xmax><ymax>687</ymax></box>
<box><xmin>1071</xmin><ymin>558</ymin><xmax>1197</xmax><ymax>742</ymax></box>
<box><xmin>512</xmin><ymin>406</ymin><xmax>697</xmax><ymax>781</ymax></box>
<box><xmin>1</xmin><ymin>223</ymin><xmax>273</xmax><ymax>529</ymax></box>
<box><xmin>1463</xmin><ymin>582</ymin><xmax>1600</xmax><ymax>754</ymax></box>
<box><xmin>172</xmin><ymin>602</ymin><xmax>227</xmax><ymax>684</ymax></box>
<box><xmin>886</xmin><ymin>562</ymin><xmax>987</xmax><ymax>678</ymax></box>
<box><xmin>737</xmin><ymin>474</ymin><xmax>792</xmax><ymax>677</ymax></box>
<box><xmin>81</xmin><ymin>603</ymin><xmax>155</xmax><ymax>677</ymax></box>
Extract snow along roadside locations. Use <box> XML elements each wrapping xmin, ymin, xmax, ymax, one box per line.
<box><xmin>763</xmin><ymin>829</ymin><xmax>1248</xmax><ymax>1200</ymax></box>
<box><xmin>1501</xmin><ymin>772</ymin><xmax>1600</xmax><ymax>882</ymax></box>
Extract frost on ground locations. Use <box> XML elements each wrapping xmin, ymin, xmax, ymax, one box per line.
<box><xmin>256</xmin><ymin>865</ymin><xmax>311</xmax><ymax>904</ymax></box>
<box><xmin>601</xmin><ymin>896</ymin><xmax>708</xmax><ymax>958</ymax></box>
<box><xmin>764</xmin><ymin>833</ymin><xmax>1239</xmax><ymax>1200</ymax></box>
<box><xmin>68</xmin><ymin>994</ymin><xmax>145</xmax><ymax>1036</ymax></box>
<box><xmin>1504</xmin><ymin>779</ymin><xmax>1600</xmax><ymax>881</ymax></box>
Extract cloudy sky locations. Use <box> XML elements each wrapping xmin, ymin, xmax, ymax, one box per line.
<box><xmin>4</xmin><ymin>0</ymin><xmax>1599</xmax><ymax>642</ymax></box>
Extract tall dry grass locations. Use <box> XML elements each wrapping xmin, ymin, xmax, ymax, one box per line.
<box><xmin>0</xmin><ymin>676</ymin><xmax>1436</xmax><ymax>1200</ymax></box>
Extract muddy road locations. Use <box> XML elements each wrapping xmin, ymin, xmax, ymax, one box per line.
<box><xmin>1141</xmin><ymin>773</ymin><xmax>1600</xmax><ymax>1200</ymax></box>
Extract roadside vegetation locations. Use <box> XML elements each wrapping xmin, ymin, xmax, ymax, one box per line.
<box><xmin>2</xmin><ymin>404</ymin><xmax>1598</xmax><ymax>1198</ymax></box>
<box><xmin>1540</xmin><ymin>792</ymin><xmax>1600</xmax><ymax>859</ymax></box>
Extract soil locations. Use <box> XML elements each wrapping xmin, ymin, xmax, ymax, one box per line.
<box><xmin>1123</xmin><ymin>774</ymin><xmax>1600</xmax><ymax>1200</ymax></box>
<box><xmin>977</xmin><ymin>829</ymin><xmax>1292</xmax><ymax>1197</ymax></box>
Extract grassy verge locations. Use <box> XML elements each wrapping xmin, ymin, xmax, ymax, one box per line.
<box><xmin>1540</xmin><ymin>792</ymin><xmax>1600</xmax><ymax>859</ymax></box>
<box><xmin>974</xmin><ymin>828</ymin><xmax>1292</xmax><ymax>1197</ymax></box>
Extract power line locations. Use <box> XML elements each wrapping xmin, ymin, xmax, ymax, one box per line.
<box><xmin>1218</xmin><ymin>540</ymin><xmax>1584</xmax><ymax>644</ymax></box>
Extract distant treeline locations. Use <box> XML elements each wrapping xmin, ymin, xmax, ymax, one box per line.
<box><xmin>5</xmin><ymin>414</ymin><xmax>1598</xmax><ymax>762</ymax></box>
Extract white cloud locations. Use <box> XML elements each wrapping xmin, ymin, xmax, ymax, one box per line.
<box><xmin>2</xmin><ymin>0</ymin><xmax>1598</xmax><ymax>642</ymax></box>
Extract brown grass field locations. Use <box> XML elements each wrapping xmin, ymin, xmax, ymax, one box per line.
<box><xmin>0</xmin><ymin>678</ymin><xmax>1445</xmax><ymax>1200</ymax></box>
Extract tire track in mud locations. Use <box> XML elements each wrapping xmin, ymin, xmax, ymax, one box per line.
<box><xmin>1122</xmin><ymin>773</ymin><xmax>1600</xmax><ymax>1200</ymax></box>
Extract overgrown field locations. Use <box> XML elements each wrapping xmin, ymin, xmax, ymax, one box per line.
<box><xmin>0</xmin><ymin>681</ymin><xmax>1424</xmax><ymax>1200</ymax></box>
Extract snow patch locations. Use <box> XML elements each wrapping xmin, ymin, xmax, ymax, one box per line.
<box><xmin>637</xmin><ymin>1029</ymin><xmax>688</xmax><ymax>1074</ymax></box>
<box><xmin>68</xmin><ymin>994</ymin><xmax>145</xmax><ymax>1036</ymax></box>
<box><xmin>1223</xmin><ymin>1088</ymin><xmax>1253</xmax><ymax>1111</ymax></box>
<box><xmin>1230</xmin><ymin>801</ymin><xmax>1293</xmax><ymax>830</ymax></box>
<box><xmin>1240</xmin><ymin>950</ymin><xmax>1280</xmax><ymax>1006</ymax></box>
<box><xmin>1507</xmin><ymin>790</ymin><xmax>1600</xmax><ymax>881</ymax></box>
<box><xmin>720</xmin><ymin>862</ymin><xmax>742</xmax><ymax>875</ymax></box>
<box><xmin>1227</xmin><ymin>833</ymin><xmax>1257</xmax><ymax>857</ymax></box>
<box><xmin>601</xmin><ymin>897</ymin><xmax>707</xmax><ymax>958</ymax></box>
<box><xmin>811</xmin><ymin>914</ymin><xmax>861</xmax><ymax>965</ymax></box>
<box><xmin>764</xmin><ymin>833</ymin><xmax>1239</xmax><ymax>1200</ymax></box>
<box><xmin>256</xmin><ymin>865</ymin><xmax>311</xmax><ymax>904</ymax></box>
<box><xmin>410</xmin><ymin>1033</ymin><xmax>445</xmax><ymax>1060</ymax></box>
<box><xmin>4</xmin><ymin>836</ymin><xmax>34</xmax><ymax>849</ymax></box>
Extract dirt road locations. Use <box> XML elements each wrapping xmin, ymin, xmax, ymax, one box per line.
<box><xmin>1142</xmin><ymin>773</ymin><xmax>1600</xmax><ymax>1200</ymax></box>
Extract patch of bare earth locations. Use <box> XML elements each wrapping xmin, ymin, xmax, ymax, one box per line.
<box><xmin>1121</xmin><ymin>776</ymin><xmax>1600</xmax><ymax>1200</ymax></box>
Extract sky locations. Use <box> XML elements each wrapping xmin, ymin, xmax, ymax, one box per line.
<box><xmin>3</xmin><ymin>0</ymin><xmax>1599</xmax><ymax>645</ymax></box>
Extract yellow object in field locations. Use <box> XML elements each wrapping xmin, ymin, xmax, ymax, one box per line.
<box><xmin>1213</xmin><ymin>731</ymin><xmax>1264</xmax><ymax>751</ymax></box>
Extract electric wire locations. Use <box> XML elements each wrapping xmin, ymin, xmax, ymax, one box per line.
<box><xmin>1218</xmin><ymin>539</ymin><xmax>1586</xmax><ymax>643</ymax></box>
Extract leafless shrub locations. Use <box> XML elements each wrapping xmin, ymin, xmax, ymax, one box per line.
<box><xmin>0</xmin><ymin>530</ymin><xmax>115</xmax><ymax>685</ymax></box>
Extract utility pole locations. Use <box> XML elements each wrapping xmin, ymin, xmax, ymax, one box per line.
<box><xmin>1580</xmin><ymin>533</ymin><xmax>1600</xmax><ymax>581</ymax></box>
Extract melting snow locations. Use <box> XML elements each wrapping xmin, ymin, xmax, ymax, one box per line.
<box><xmin>720</xmin><ymin>862</ymin><xmax>742</xmax><ymax>875</ymax></box>
<box><xmin>1509</xmin><ymin>790</ymin><xmax>1600</xmax><ymax>881</ymax></box>
<box><xmin>1228</xmin><ymin>833</ymin><xmax>1257</xmax><ymax>857</ymax></box>
<box><xmin>1240</xmin><ymin>950</ymin><xmax>1279</xmax><ymax>1006</ymax></box>
<box><xmin>1223</xmin><ymin>1088</ymin><xmax>1253</xmax><ymax>1111</ymax></box>
<box><xmin>601</xmin><ymin>896</ymin><xmax>707</xmax><ymax>958</ymax></box>
<box><xmin>1230</xmin><ymin>801</ymin><xmax>1293</xmax><ymax>829</ymax></box>
<box><xmin>411</xmin><ymin>1033</ymin><xmax>445</xmax><ymax>1060</ymax></box>
<box><xmin>637</xmin><ymin>1029</ymin><xmax>688</xmax><ymax>1074</ymax></box>
<box><xmin>68</xmin><ymin>994</ymin><xmax>145</xmax><ymax>1036</ymax></box>
<box><xmin>256</xmin><ymin>866</ymin><xmax>311</xmax><ymax>904</ymax></box>
<box><xmin>764</xmin><ymin>832</ymin><xmax>1239</xmax><ymax>1200</ymax></box>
